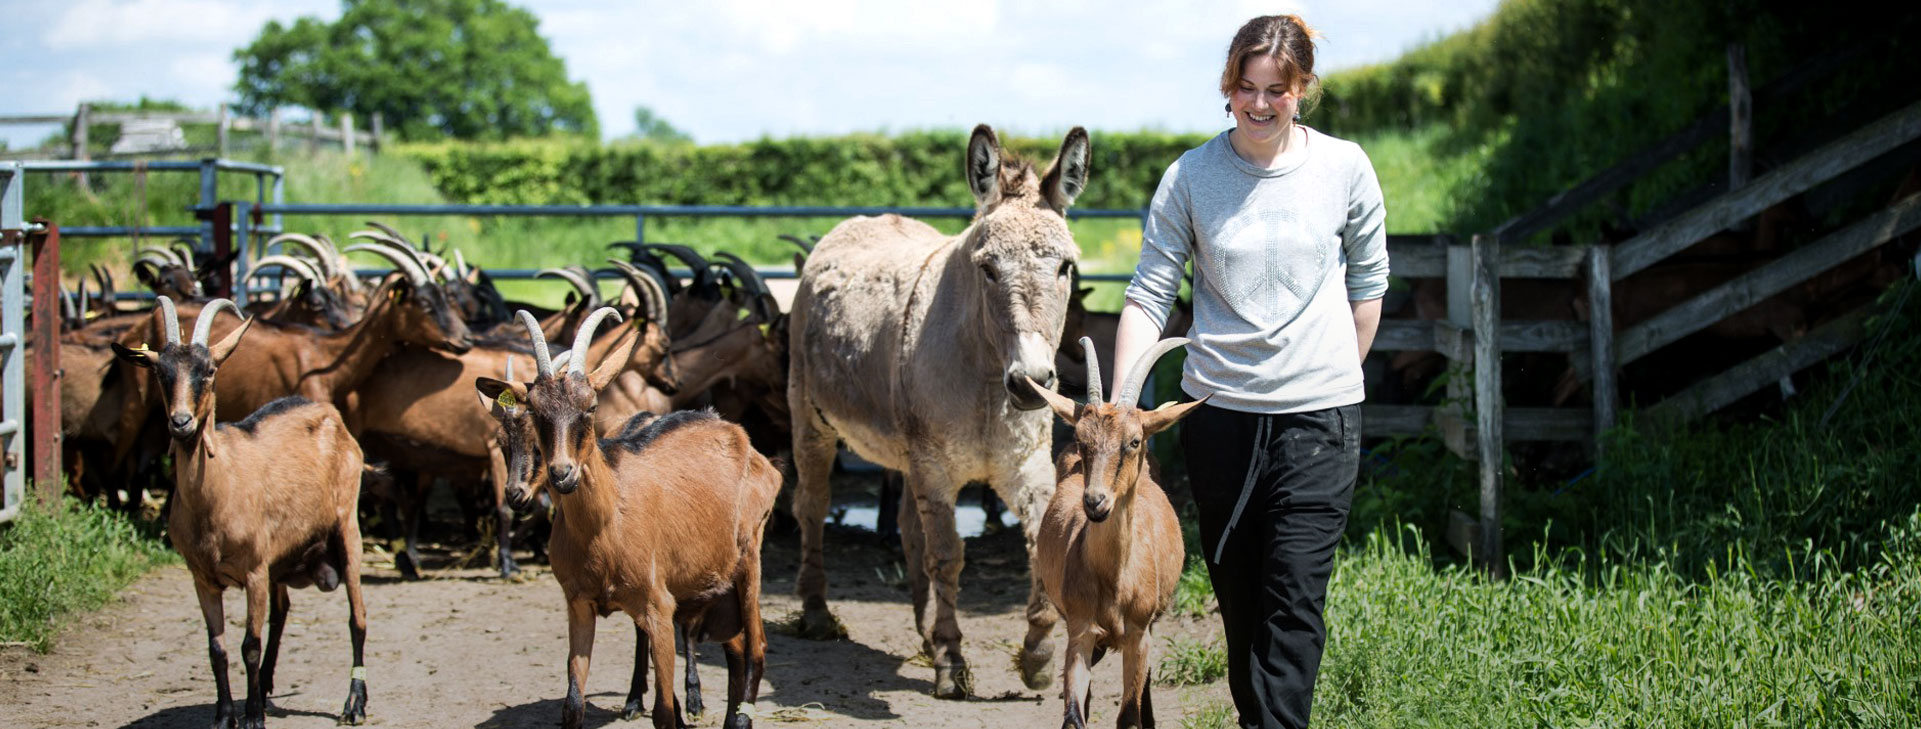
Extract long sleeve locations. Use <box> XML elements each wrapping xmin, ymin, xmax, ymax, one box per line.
<box><xmin>1342</xmin><ymin>149</ymin><xmax>1389</xmax><ymax>301</ymax></box>
<box><xmin>1124</xmin><ymin>161</ymin><xmax>1193</xmax><ymax>332</ymax></box>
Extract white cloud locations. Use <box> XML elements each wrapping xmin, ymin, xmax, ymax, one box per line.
<box><xmin>45</xmin><ymin>0</ymin><xmax>331</xmax><ymax>49</ymax></box>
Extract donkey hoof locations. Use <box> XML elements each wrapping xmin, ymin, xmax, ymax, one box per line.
<box><xmin>1019</xmin><ymin>643</ymin><xmax>1055</xmax><ymax>690</ymax></box>
<box><xmin>795</xmin><ymin>608</ymin><xmax>846</xmax><ymax>640</ymax></box>
<box><xmin>932</xmin><ymin>662</ymin><xmax>973</xmax><ymax>699</ymax></box>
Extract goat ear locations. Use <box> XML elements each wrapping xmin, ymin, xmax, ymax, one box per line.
<box><xmin>132</xmin><ymin>261</ymin><xmax>162</xmax><ymax>291</ymax></box>
<box><xmin>208</xmin><ymin>316</ymin><xmax>252</xmax><ymax>366</ymax></box>
<box><xmin>475</xmin><ymin>377</ymin><xmax>527</xmax><ymax>414</ymax></box>
<box><xmin>1024</xmin><ymin>376</ymin><xmax>1080</xmax><ymax>425</ymax></box>
<box><xmin>1041</xmin><ymin>126</ymin><xmax>1091</xmax><ymax>210</ymax></box>
<box><xmin>965</xmin><ymin>124</ymin><xmax>1003</xmax><ymax>208</ymax></box>
<box><xmin>589</xmin><ymin>331</ymin><xmax>638</xmax><ymax>391</ymax></box>
<box><xmin>110</xmin><ymin>342</ymin><xmax>155</xmax><ymax>369</ymax></box>
<box><xmin>1139</xmin><ymin>395</ymin><xmax>1208</xmax><ymax>438</ymax></box>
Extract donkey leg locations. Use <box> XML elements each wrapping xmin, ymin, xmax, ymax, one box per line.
<box><xmin>896</xmin><ymin>477</ymin><xmax>931</xmax><ymax>648</ymax></box>
<box><xmin>905</xmin><ymin>467</ymin><xmax>969</xmax><ymax>699</ymax></box>
<box><xmin>789</xmin><ymin>412</ymin><xmax>842</xmax><ymax>639</ymax></box>
<box><xmin>1006</xmin><ymin>452</ymin><xmax>1060</xmax><ymax>690</ymax></box>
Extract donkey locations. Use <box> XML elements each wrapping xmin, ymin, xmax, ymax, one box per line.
<box><xmin>787</xmin><ymin>124</ymin><xmax>1089</xmax><ymax>697</ymax></box>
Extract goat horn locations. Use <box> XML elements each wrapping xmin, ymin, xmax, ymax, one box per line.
<box><xmin>505</xmin><ymin>355</ymin><xmax>514</xmax><ymax>382</ymax></box>
<box><xmin>77</xmin><ymin>278</ymin><xmax>89</xmax><ymax>322</ymax></box>
<box><xmin>1080</xmin><ymin>337</ymin><xmax>1103</xmax><ymax>403</ymax></box>
<box><xmin>315</xmin><ymin>234</ymin><xmax>361</xmax><ymax>292</ymax></box>
<box><xmin>640</xmin><ymin>244</ymin><xmax>710</xmax><ymax>290</ymax></box>
<box><xmin>550</xmin><ymin>349</ymin><xmax>573</xmax><ymax>372</ymax></box>
<box><xmin>155</xmin><ymin>295</ymin><xmax>182</xmax><ymax>346</ymax></box>
<box><xmin>604</xmin><ymin>259</ymin><xmax>666</xmax><ymax>326</ymax></box>
<box><xmin>364</xmin><ymin>221</ymin><xmax>412</xmax><ymax>246</ymax></box>
<box><xmin>1114</xmin><ymin>337</ymin><xmax>1189</xmax><ymax>407</ymax></box>
<box><xmin>266</xmin><ymin>233</ymin><xmax>341</xmax><ymax>280</ymax></box>
<box><xmin>517</xmin><ymin>310</ymin><xmax>554</xmax><ymax>377</ymax></box>
<box><xmin>171</xmin><ymin>241</ymin><xmax>197</xmax><ymax>271</ymax></box>
<box><xmin>60</xmin><ymin>283</ymin><xmax>77</xmax><ymax>323</ymax></box>
<box><xmin>249</xmin><ymin>255</ymin><xmax>323</xmax><ymax>283</ymax></box>
<box><xmin>777</xmin><ymin>234</ymin><xmax>815</xmax><ymax>254</ymax></box>
<box><xmin>137</xmin><ymin>246</ymin><xmax>183</xmax><ymax>267</ymax></box>
<box><xmin>568</xmin><ymin>307</ymin><xmax>624</xmax><ymax>376</ymax></box>
<box><xmin>536</xmin><ymin>268</ymin><xmax>600</xmax><ymax>306</ymax></box>
<box><xmin>191</xmin><ymin>299</ymin><xmax>241</xmax><ymax>348</ymax></box>
<box><xmin>714</xmin><ymin>252</ymin><xmax>768</xmax><ymax>297</ymax></box>
<box><xmin>454</xmin><ymin>249</ymin><xmax>469</xmax><ymax>278</ymax></box>
<box><xmin>342</xmin><ymin>243</ymin><xmax>430</xmax><ymax>287</ymax></box>
<box><xmin>417</xmin><ymin>251</ymin><xmax>451</xmax><ymax>282</ymax></box>
<box><xmin>348</xmin><ymin>231</ymin><xmax>434</xmax><ymax>279</ymax></box>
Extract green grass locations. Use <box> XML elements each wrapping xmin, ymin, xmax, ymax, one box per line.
<box><xmin>0</xmin><ymin>497</ymin><xmax>176</xmax><ymax>652</ymax></box>
<box><xmin>1158</xmin><ymin>635</ymin><xmax>1228</xmax><ymax>687</ymax></box>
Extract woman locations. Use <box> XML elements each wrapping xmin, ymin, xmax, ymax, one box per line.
<box><xmin>1112</xmin><ymin>14</ymin><xmax>1387</xmax><ymax>729</ymax></box>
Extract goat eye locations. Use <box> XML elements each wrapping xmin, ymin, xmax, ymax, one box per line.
<box><xmin>1128</xmin><ymin>438</ymin><xmax>1142</xmax><ymax>451</ymax></box>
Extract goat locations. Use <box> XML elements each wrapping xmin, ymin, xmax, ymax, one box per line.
<box><xmin>110</xmin><ymin>297</ymin><xmax>370</xmax><ymax>728</ymax></box>
<box><xmin>1029</xmin><ymin>337</ymin><xmax>1200</xmax><ymax>729</ymax></box>
<box><xmin>349</xmin><ymin>275</ymin><xmax>672</xmax><ymax>578</ymax></box>
<box><xmin>476</xmin><ymin>306</ymin><xmax>780</xmax><ymax>729</ymax></box>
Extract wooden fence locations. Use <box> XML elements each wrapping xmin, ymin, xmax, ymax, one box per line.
<box><xmin>1365</xmin><ymin>42</ymin><xmax>1921</xmax><ymax>573</ymax></box>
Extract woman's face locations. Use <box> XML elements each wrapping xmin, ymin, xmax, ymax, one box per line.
<box><xmin>1229</xmin><ymin>55</ymin><xmax>1301</xmax><ymax>149</ymax></box>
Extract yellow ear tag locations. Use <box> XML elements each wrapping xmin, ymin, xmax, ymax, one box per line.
<box><xmin>132</xmin><ymin>343</ymin><xmax>151</xmax><ymax>352</ymax></box>
<box><xmin>496</xmin><ymin>391</ymin><xmax>519</xmax><ymax>409</ymax></box>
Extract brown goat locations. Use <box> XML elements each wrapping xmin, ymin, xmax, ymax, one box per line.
<box><xmin>110</xmin><ymin>297</ymin><xmax>370</xmax><ymax>728</ymax></box>
<box><xmin>475</xmin><ymin>307</ymin><xmax>780</xmax><ymax>729</ymax></box>
<box><xmin>1029</xmin><ymin>337</ymin><xmax>1201</xmax><ymax>729</ymax></box>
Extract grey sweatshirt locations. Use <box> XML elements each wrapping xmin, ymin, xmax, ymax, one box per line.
<box><xmin>1124</xmin><ymin>127</ymin><xmax>1389</xmax><ymax>414</ymax></box>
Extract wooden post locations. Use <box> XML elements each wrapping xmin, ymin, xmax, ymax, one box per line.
<box><xmin>1587</xmin><ymin>244</ymin><xmax>1616</xmax><ymax>455</ymax></box>
<box><xmin>70</xmin><ymin>103</ymin><xmax>91</xmax><ymax>191</ymax></box>
<box><xmin>217</xmin><ymin>105</ymin><xmax>231</xmax><ymax>157</ymax></box>
<box><xmin>309</xmin><ymin>113</ymin><xmax>322</xmax><ymax>155</ymax></box>
<box><xmin>267</xmin><ymin>108</ymin><xmax>281</xmax><ymax>152</ymax></box>
<box><xmin>1470</xmin><ymin>233</ymin><xmax>1505</xmax><ymax>577</ymax></box>
<box><xmin>1728</xmin><ymin>43</ymin><xmax>1752</xmax><ymax>191</ymax></box>
<box><xmin>341</xmin><ymin>112</ymin><xmax>355</xmax><ymax>155</ymax></box>
<box><xmin>1442</xmin><ymin>236</ymin><xmax>1475</xmax><ymax>459</ymax></box>
<box><xmin>371</xmin><ymin>112</ymin><xmax>384</xmax><ymax>154</ymax></box>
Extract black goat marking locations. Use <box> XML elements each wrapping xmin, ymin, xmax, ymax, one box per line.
<box><xmin>602</xmin><ymin>408</ymin><xmax>717</xmax><ymax>455</ymax></box>
<box><xmin>222</xmin><ymin>396</ymin><xmax>314</xmax><ymax>434</ymax></box>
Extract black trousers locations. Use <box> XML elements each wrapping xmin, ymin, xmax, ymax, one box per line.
<box><xmin>1179</xmin><ymin>402</ymin><xmax>1359</xmax><ymax>729</ymax></box>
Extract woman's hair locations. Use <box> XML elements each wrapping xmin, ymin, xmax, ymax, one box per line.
<box><xmin>1219</xmin><ymin>14</ymin><xmax>1323</xmax><ymax>112</ymax></box>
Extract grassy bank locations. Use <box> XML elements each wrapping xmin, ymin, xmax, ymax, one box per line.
<box><xmin>0</xmin><ymin>498</ymin><xmax>176</xmax><ymax>653</ymax></box>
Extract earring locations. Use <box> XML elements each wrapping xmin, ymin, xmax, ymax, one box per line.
<box><xmin>1224</xmin><ymin>102</ymin><xmax>1232</xmax><ymax>114</ymax></box>
<box><xmin>1293</xmin><ymin>112</ymin><xmax>1301</xmax><ymax>122</ymax></box>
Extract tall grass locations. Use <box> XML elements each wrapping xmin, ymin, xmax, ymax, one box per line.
<box><xmin>0</xmin><ymin>497</ymin><xmax>176</xmax><ymax>652</ymax></box>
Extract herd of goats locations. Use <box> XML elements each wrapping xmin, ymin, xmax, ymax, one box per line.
<box><xmin>37</xmin><ymin>127</ymin><xmax>1193</xmax><ymax>729</ymax></box>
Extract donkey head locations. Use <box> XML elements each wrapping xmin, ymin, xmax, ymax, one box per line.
<box><xmin>1029</xmin><ymin>337</ymin><xmax>1205</xmax><ymax>522</ymax></box>
<box><xmin>964</xmin><ymin>124</ymin><xmax>1089</xmax><ymax>410</ymax></box>
<box><xmin>111</xmin><ymin>297</ymin><xmax>253</xmax><ymax>442</ymax></box>
<box><xmin>477</xmin><ymin>307</ymin><xmax>635</xmax><ymax>496</ymax></box>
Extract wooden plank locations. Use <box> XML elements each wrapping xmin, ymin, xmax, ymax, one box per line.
<box><xmin>1372</xmin><ymin>319</ymin><xmax>1434</xmax><ymax>353</ymax></box>
<box><xmin>1434</xmin><ymin>321</ymin><xmax>1472</xmax><ymax>363</ymax></box>
<box><xmin>0</xmin><ymin>115</ymin><xmax>73</xmax><ymax>124</ymax></box>
<box><xmin>1588</xmin><ymin>246</ymin><xmax>1617</xmax><ymax>447</ymax></box>
<box><xmin>1643</xmin><ymin>306</ymin><xmax>1872</xmax><ymax>426</ymax></box>
<box><xmin>1388</xmin><ymin>237</ymin><xmax>1446</xmax><ymax>278</ymax></box>
<box><xmin>1501</xmin><ymin>320</ymin><xmax>1585</xmax><ymax>352</ymax></box>
<box><xmin>1617</xmin><ymin>191</ymin><xmax>1921</xmax><ymax>365</ymax></box>
<box><xmin>1471</xmin><ymin>233</ymin><xmax>1505</xmax><ymax>576</ymax></box>
<box><xmin>1613</xmin><ymin>100</ymin><xmax>1921</xmax><ymax>280</ymax></box>
<box><xmin>1728</xmin><ymin>43</ymin><xmax>1753</xmax><ymax>193</ymax></box>
<box><xmin>1444</xmin><ymin>242</ymin><xmax>1474</xmax><ymax>459</ymax></box>
<box><xmin>1431</xmin><ymin>407</ymin><xmax>1593</xmax><ymax>444</ymax></box>
<box><xmin>1499</xmin><ymin>246</ymin><xmax>1587</xmax><ymax>279</ymax></box>
<box><xmin>1360</xmin><ymin>404</ymin><xmax>1430</xmax><ymax>436</ymax></box>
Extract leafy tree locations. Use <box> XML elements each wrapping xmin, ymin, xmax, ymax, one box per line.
<box><xmin>628</xmin><ymin>106</ymin><xmax>691</xmax><ymax>145</ymax></box>
<box><xmin>232</xmin><ymin>0</ymin><xmax>597</xmax><ymax>141</ymax></box>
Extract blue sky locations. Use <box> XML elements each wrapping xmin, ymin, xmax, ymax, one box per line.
<box><xmin>0</xmin><ymin>0</ymin><xmax>1499</xmax><ymax>149</ymax></box>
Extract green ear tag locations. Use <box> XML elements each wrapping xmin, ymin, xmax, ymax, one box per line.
<box><xmin>496</xmin><ymin>391</ymin><xmax>519</xmax><ymax>409</ymax></box>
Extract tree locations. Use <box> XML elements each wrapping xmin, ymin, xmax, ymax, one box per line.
<box><xmin>628</xmin><ymin>106</ymin><xmax>692</xmax><ymax>144</ymax></box>
<box><xmin>233</xmin><ymin>0</ymin><xmax>597</xmax><ymax>141</ymax></box>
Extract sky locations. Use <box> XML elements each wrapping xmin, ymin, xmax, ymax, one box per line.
<box><xmin>0</xmin><ymin>0</ymin><xmax>1500</xmax><ymax>149</ymax></box>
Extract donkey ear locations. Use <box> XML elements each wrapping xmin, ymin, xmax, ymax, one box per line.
<box><xmin>966</xmin><ymin>124</ymin><xmax>1003</xmax><ymax>207</ymax></box>
<box><xmin>1042</xmin><ymin>127</ymin><xmax>1091</xmax><ymax>210</ymax></box>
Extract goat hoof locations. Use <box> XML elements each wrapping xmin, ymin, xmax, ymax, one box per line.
<box><xmin>724</xmin><ymin>712</ymin><xmax>753</xmax><ymax>729</ymax></box>
<box><xmin>932</xmin><ymin>662</ymin><xmax>973</xmax><ymax>699</ymax></box>
<box><xmin>337</xmin><ymin>678</ymin><xmax>367</xmax><ymax>725</ymax></box>
<box><xmin>685</xmin><ymin>695</ymin><xmax>704</xmax><ymax>719</ymax></box>
<box><xmin>395</xmin><ymin>552</ymin><xmax>422</xmax><ymax>581</ymax></box>
<box><xmin>1019</xmin><ymin>642</ymin><xmax>1055</xmax><ymax>690</ymax></box>
<box><xmin>794</xmin><ymin>608</ymin><xmax>846</xmax><ymax>640</ymax></box>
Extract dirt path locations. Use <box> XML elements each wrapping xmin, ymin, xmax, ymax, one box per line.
<box><xmin>1</xmin><ymin>520</ymin><xmax>1231</xmax><ymax>728</ymax></box>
